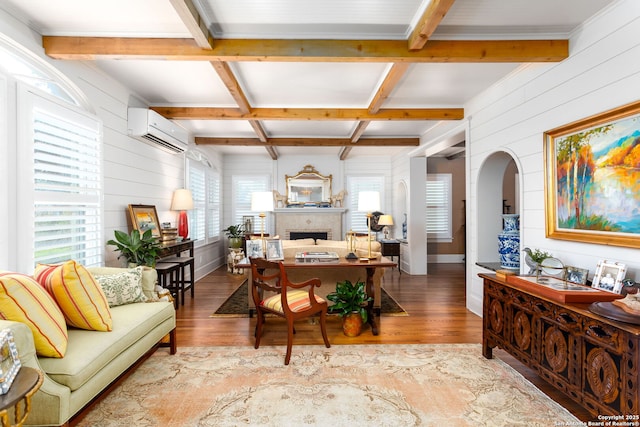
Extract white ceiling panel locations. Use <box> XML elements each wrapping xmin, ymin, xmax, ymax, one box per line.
<box><xmin>262</xmin><ymin>121</ymin><xmax>356</xmax><ymax>138</ymax></box>
<box><xmin>386</xmin><ymin>63</ymin><xmax>522</xmax><ymax>108</ymax></box>
<box><xmin>96</xmin><ymin>61</ymin><xmax>238</xmax><ymax>105</ymax></box>
<box><xmin>178</xmin><ymin>120</ymin><xmax>257</xmax><ymax>137</ymax></box>
<box><xmin>231</xmin><ymin>62</ymin><xmax>390</xmax><ymax>107</ymax></box>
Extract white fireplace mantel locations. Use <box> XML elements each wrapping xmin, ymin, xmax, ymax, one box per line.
<box><xmin>274</xmin><ymin>208</ymin><xmax>347</xmax><ymax>240</ymax></box>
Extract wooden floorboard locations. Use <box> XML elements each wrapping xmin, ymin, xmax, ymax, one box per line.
<box><xmin>175</xmin><ymin>262</ymin><xmax>593</xmax><ymax>421</ymax></box>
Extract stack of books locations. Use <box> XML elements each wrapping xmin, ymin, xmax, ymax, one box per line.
<box><xmin>160</xmin><ymin>227</ymin><xmax>178</xmax><ymax>244</ymax></box>
<box><xmin>295</xmin><ymin>251</ymin><xmax>340</xmax><ymax>263</ymax></box>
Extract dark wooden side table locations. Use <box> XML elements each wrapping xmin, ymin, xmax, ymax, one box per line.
<box><xmin>379</xmin><ymin>240</ymin><xmax>401</xmax><ymax>274</ymax></box>
<box><xmin>0</xmin><ymin>367</ymin><xmax>43</xmax><ymax>427</ymax></box>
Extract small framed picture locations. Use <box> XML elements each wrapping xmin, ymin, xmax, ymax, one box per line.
<box><xmin>0</xmin><ymin>328</ymin><xmax>21</xmax><ymax>394</ymax></box>
<box><xmin>128</xmin><ymin>204</ymin><xmax>161</xmax><ymax>238</ymax></box>
<box><xmin>265</xmin><ymin>239</ymin><xmax>284</xmax><ymax>261</ymax></box>
<box><xmin>246</xmin><ymin>239</ymin><xmax>264</xmax><ymax>258</ymax></box>
<box><xmin>592</xmin><ymin>260</ymin><xmax>626</xmax><ymax>293</ymax></box>
<box><xmin>564</xmin><ymin>266</ymin><xmax>589</xmax><ymax>286</ymax></box>
<box><xmin>242</xmin><ymin>215</ymin><xmax>254</xmax><ymax>234</ymax></box>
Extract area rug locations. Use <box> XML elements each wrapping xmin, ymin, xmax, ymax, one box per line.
<box><xmin>76</xmin><ymin>344</ymin><xmax>579</xmax><ymax>427</ymax></box>
<box><xmin>212</xmin><ymin>280</ymin><xmax>407</xmax><ymax>317</ymax></box>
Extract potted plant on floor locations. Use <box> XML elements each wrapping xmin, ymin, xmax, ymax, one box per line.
<box><xmin>107</xmin><ymin>229</ymin><xmax>161</xmax><ymax>267</ymax></box>
<box><xmin>327</xmin><ymin>280</ymin><xmax>373</xmax><ymax>337</ymax></box>
<box><xmin>223</xmin><ymin>224</ymin><xmax>245</xmax><ymax>249</ymax></box>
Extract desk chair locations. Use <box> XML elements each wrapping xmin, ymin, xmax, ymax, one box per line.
<box><xmin>250</xmin><ymin>258</ymin><xmax>330</xmax><ymax>365</ymax></box>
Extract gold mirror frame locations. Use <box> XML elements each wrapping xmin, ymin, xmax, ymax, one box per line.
<box><xmin>285</xmin><ymin>165</ymin><xmax>332</xmax><ymax>206</ymax></box>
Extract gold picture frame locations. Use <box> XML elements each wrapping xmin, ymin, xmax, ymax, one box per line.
<box><xmin>128</xmin><ymin>204</ymin><xmax>161</xmax><ymax>238</ymax></box>
<box><xmin>544</xmin><ymin>100</ymin><xmax>640</xmax><ymax>249</ymax></box>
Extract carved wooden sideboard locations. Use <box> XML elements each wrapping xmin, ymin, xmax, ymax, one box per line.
<box><xmin>480</xmin><ymin>273</ymin><xmax>640</xmax><ymax>417</ymax></box>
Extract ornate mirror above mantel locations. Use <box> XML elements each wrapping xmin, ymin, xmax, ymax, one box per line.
<box><xmin>285</xmin><ymin>165</ymin><xmax>332</xmax><ymax>206</ymax></box>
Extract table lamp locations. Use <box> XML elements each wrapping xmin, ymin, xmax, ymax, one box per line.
<box><xmin>171</xmin><ymin>189</ymin><xmax>193</xmax><ymax>240</ymax></box>
<box><xmin>358</xmin><ymin>191</ymin><xmax>380</xmax><ymax>260</ymax></box>
<box><xmin>251</xmin><ymin>191</ymin><xmax>274</xmax><ymax>254</ymax></box>
<box><xmin>378</xmin><ymin>215</ymin><xmax>394</xmax><ymax>240</ymax></box>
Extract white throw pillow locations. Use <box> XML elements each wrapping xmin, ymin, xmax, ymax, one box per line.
<box><xmin>93</xmin><ymin>267</ymin><xmax>148</xmax><ymax>307</ymax></box>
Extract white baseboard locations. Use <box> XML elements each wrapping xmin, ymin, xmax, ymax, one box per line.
<box><xmin>427</xmin><ymin>254</ymin><xmax>465</xmax><ymax>263</ymax></box>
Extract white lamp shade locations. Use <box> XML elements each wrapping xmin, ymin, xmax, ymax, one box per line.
<box><xmin>357</xmin><ymin>191</ymin><xmax>380</xmax><ymax>212</ymax></box>
<box><xmin>251</xmin><ymin>191</ymin><xmax>274</xmax><ymax>212</ymax></box>
<box><xmin>170</xmin><ymin>189</ymin><xmax>194</xmax><ymax>211</ymax></box>
<box><xmin>378</xmin><ymin>214</ymin><xmax>394</xmax><ymax>226</ymax></box>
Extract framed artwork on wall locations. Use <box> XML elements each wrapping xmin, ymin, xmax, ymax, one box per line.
<box><xmin>544</xmin><ymin>100</ymin><xmax>640</xmax><ymax>249</ymax></box>
<box><xmin>128</xmin><ymin>204</ymin><xmax>161</xmax><ymax>238</ymax></box>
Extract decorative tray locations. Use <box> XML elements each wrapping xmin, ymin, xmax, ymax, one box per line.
<box><xmin>589</xmin><ymin>301</ymin><xmax>640</xmax><ymax>325</ymax></box>
<box><xmin>506</xmin><ymin>275</ymin><xmax>624</xmax><ymax>304</ymax></box>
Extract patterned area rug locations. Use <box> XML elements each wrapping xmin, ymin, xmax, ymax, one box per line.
<box><xmin>77</xmin><ymin>344</ymin><xmax>578</xmax><ymax>427</ymax></box>
<box><xmin>212</xmin><ymin>280</ymin><xmax>408</xmax><ymax>317</ymax></box>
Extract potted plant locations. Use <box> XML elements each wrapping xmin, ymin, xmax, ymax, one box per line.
<box><xmin>107</xmin><ymin>229</ymin><xmax>161</xmax><ymax>267</ymax></box>
<box><xmin>326</xmin><ymin>280</ymin><xmax>373</xmax><ymax>337</ymax></box>
<box><xmin>223</xmin><ymin>224</ymin><xmax>245</xmax><ymax>249</ymax></box>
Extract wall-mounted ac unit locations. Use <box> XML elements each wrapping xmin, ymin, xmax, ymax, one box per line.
<box><xmin>127</xmin><ymin>108</ymin><xmax>188</xmax><ymax>154</ymax></box>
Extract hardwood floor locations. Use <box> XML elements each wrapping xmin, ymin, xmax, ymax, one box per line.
<box><xmin>175</xmin><ymin>262</ymin><xmax>593</xmax><ymax>421</ymax></box>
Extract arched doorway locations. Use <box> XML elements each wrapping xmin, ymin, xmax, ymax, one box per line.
<box><xmin>476</xmin><ymin>151</ymin><xmax>521</xmax><ymax>268</ymax></box>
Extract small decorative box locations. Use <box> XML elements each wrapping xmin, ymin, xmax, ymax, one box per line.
<box><xmin>0</xmin><ymin>328</ymin><xmax>22</xmax><ymax>394</ymax></box>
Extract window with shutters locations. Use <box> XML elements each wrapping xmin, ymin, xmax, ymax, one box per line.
<box><xmin>232</xmin><ymin>175</ymin><xmax>270</xmax><ymax>233</ymax></box>
<box><xmin>346</xmin><ymin>176</ymin><xmax>384</xmax><ymax>233</ymax></box>
<box><xmin>20</xmin><ymin>91</ymin><xmax>102</xmax><ymax>269</ymax></box>
<box><xmin>187</xmin><ymin>153</ymin><xmax>220</xmax><ymax>246</ymax></box>
<box><xmin>426</xmin><ymin>173</ymin><xmax>452</xmax><ymax>242</ymax></box>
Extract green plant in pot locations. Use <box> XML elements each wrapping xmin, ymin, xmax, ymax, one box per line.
<box><xmin>327</xmin><ymin>279</ymin><xmax>373</xmax><ymax>337</ymax></box>
<box><xmin>224</xmin><ymin>224</ymin><xmax>245</xmax><ymax>248</ymax></box>
<box><xmin>107</xmin><ymin>229</ymin><xmax>161</xmax><ymax>267</ymax></box>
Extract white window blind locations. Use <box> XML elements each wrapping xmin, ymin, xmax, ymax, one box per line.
<box><xmin>31</xmin><ymin>101</ymin><xmax>102</xmax><ymax>267</ymax></box>
<box><xmin>232</xmin><ymin>175</ymin><xmax>270</xmax><ymax>232</ymax></box>
<box><xmin>187</xmin><ymin>155</ymin><xmax>220</xmax><ymax>245</ymax></box>
<box><xmin>347</xmin><ymin>176</ymin><xmax>384</xmax><ymax>233</ymax></box>
<box><xmin>426</xmin><ymin>173</ymin><xmax>452</xmax><ymax>241</ymax></box>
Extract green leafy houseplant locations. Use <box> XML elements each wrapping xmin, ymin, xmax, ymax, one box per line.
<box><xmin>107</xmin><ymin>229</ymin><xmax>161</xmax><ymax>267</ymax></box>
<box><xmin>223</xmin><ymin>224</ymin><xmax>245</xmax><ymax>249</ymax></box>
<box><xmin>326</xmin><ymin>279</ymin><xmax>373</xmax><ymax>323</ymax></box>
<box><xmin>529</xmin><ymin>248</ymin><xmax>552</xmax><ymax>264</ymax></box>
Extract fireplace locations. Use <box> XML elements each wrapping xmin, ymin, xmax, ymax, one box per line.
<box><xmin>274</xmin><ymin>208</ymin><xmax>346</xmax><ymax>241</ymax></box>
<box><xmin>290</xmin><ymin>231</ymin><xmax>328</xmax><ymax>241</ymax></box>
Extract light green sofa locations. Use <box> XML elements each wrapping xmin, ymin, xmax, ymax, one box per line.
<box><xmin>0</xmin><ymin>267</ymin><xmax>176</xmax><ymax>427</ymax></box>
<box><xmin>248</xmin><ymin>238</ymin><xmax>386</xmax><ymax>312</ymax></box>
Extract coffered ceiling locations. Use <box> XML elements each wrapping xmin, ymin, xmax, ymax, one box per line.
<box><xmin>1</xmin><ymin>0</ymin><xmax>612</xmax><ymax>158</ymax></box>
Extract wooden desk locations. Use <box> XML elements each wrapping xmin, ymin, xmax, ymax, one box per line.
<box><xmin>157</xmin><ymin>239</ymin><xmax>194</xmax><ymax>259</ymax></box>
<box><xmin>379</xmin><ymin>240</ymin><xmax>400</xmax><ymax>274</ymax></box>
<box><xmin>0</xmin><ymin>367</ymin><xmax>43</xmax><ymax>427</ymax></box>
<box><xmin>238</xmin><ymin>257</ymin><xmax>396</xmax><ymax>335</ymax></box>
<box><xmin>480</xmin><ymin>273</ymin><xmax>640</xmax><ymax>417</ymax></box>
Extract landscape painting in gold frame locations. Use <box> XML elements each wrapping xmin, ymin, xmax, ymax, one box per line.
<box><xmin>128</xmin><ymin>204</ymin><xmax>161</xmax><ymax>238</ymax></box>
<box><xmin>544</xmin><ymin>100</ymin><xmax>640</xmax><ymax>249</ymax></box>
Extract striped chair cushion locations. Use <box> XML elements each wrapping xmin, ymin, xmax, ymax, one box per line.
<box><xmin>0</xmin><ymin>271</ymin><xmax>68</xmax><ymax>358</ymax></box>
<box><xmin>34</xmin><ymin>260</ymin><xmax>112</xmax><ymax>332</ymax></box>
<box><xmin>261</xmin><ymin>289</ymin><xmax>325</xmax><ymax>313</ymax></box>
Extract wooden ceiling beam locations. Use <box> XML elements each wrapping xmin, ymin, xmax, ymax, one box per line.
<box><xmin>168</xmin><ymin>0</ymin><xmax>212</xmax><ymax>48</ymax></box>
<box><xmin>368</xmin><ymin>63</ymin><xmax>411</xmax><ymax>114</ymax></box>
<box><xmin>408</xmin><ymin>0</ymin><xmax>456</xmax><ymax>50</ymax></box>
<box><xmin>43</xmin><ymin>37</ymin><xmax>569</xmax><ymax>63</ymax></box>
<box><xmin>195</xmin><ymin>137</ymin><xmax>420</xmax><ymax>147</ymax></box>
<box><xmin>151</xmin><ymin>106</ymin><xmax>463</xmax><ymax>120</ymax></box>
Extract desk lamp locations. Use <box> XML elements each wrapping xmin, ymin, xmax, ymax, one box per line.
<box><xmin>378</xmin><ymin>215</ymin><xmax>394</xmax><ymax>240</ymax></box>
<box><xmin>171</xmin><ymin>189</ymin><xmax>193</xmax><ymax>240</ymax></box>
<box><xmin>358</xmin><ymin>191</ymin><xmax>380</xmax><ymax>260</ymax></box>
<box><xmin>251</xmin><ymin>191</ymin><xmax>274</xmax><ymax>255</ymax></box>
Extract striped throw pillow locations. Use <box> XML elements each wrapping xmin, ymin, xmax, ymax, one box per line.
<box><xmin>34</xmin><ymin>260</ymin><xmax>112</xmax><ymax>332</ymax></box>
<box><xmin>0</xmin><ymin>271</ymin><xmax>68</xmax><ymax>358</ymax></box>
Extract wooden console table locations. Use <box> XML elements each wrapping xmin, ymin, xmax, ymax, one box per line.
<box><xmin>480</xmin><ymin>273</ymin><xmax>640</xmax><ymax>417</ymax></box>
<box><xmin>157</xmin><ymin>239</ymin><xmax>194</xmax><ymax>259</ymax></box>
